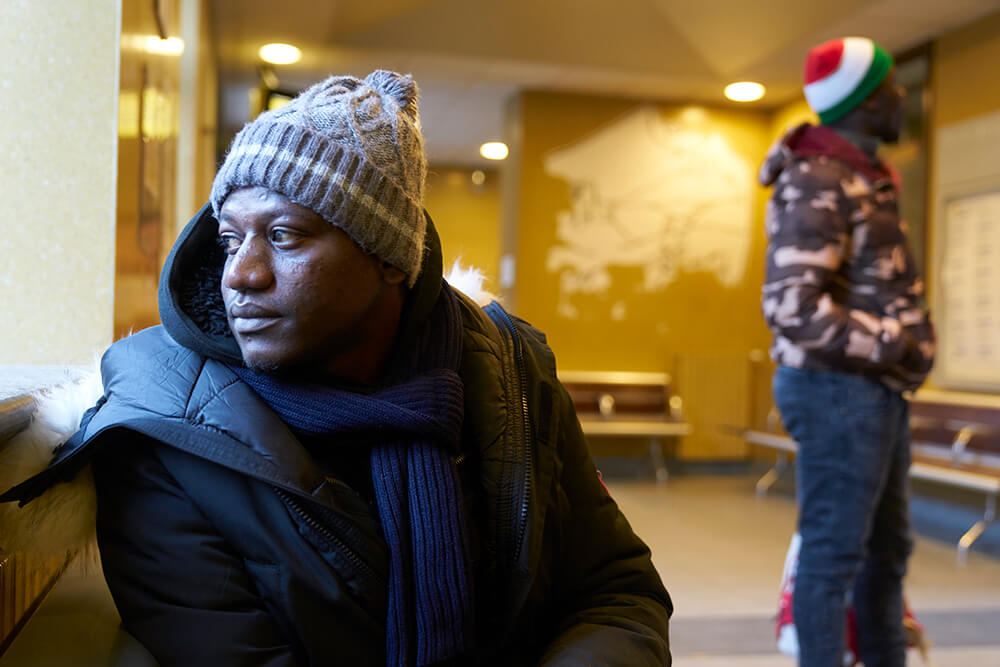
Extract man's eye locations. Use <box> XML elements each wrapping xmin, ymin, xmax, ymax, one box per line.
<box><xmin>270</xmin><ymin>229</ymin><xmax>300</xmax><ymax>245</ymax></box>
<box><xmin>217</xmin><ymin>235</ymin><xmax>241</xmax><ymax>254</ymax></box>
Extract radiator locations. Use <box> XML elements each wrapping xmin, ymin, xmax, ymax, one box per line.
<box><xmin>674</xmin><ymin>353</ymin><xmax>752</xmax><ymax>461</ymax></box>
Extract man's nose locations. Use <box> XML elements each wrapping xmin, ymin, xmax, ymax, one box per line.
<box><xmin>222</xmin><ymin>237</ymin><xmax>273</xmax><ymax>291</ymax></box>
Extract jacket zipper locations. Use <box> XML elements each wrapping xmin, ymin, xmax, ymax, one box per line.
<box><xmin>491</xmin><ymin>306</ymin><xmax>534</xmax><ymax>563</ymax></box>
<box><xmin>274</xmin><ymin>487</ymin><xmax>385</xmax><ymax>586</ymax></box>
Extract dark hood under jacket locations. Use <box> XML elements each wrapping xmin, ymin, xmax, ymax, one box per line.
<box><xmin>4</xmin><ymin>206</ymin><xmax>672</xmax><ymax>665</ymax></box>
<box><xmin>759</xmin><ymin>123</ymin><xmax>935</xmax><ymax>392</ymax></box>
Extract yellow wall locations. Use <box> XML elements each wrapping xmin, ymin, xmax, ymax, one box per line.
<box><xmin>0</xmin><ymin>0</ymin><xmax>120</xmax><ymax>364</ymax></box>
<box><xmin>928</xmin><ymin>11</ymin><xmax>1000</xmax><ymax>263</ymax></box>
<box><xmin>509</xmin><ymin>92</ymin><xmax>778</xmax><ymax>459</ymax></box>
<box><xmin>425</xmin><ymin>167</ymin><xmax>501</xmax><ymax>290</ymax></box>
<box><xmin>513</xmin><ymin>91</ymin><xmax>773</xmax><ymax>374</ymax></box>
<box><xmin>932</xmin><ymin>11</ymin><xmax>1000</xmax><ymax>128</ymax></box>
<box><xmin>769</xmin><ymin>98</ymin><xmax>817</xmax><ymax>140</ymax></box>
<box><xmin>923</xmin><ymin>9</ymin><xmax>1000</xmax><ymax>392</ymax></box>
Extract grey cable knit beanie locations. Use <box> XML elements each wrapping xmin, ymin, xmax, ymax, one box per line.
<box><xmin>210</xmin><ymin>70</ymin><xmax>428</xmax><ymax>287</ymax></box>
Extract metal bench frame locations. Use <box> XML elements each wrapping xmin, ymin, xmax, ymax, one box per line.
<box><xmin>747</xmin><ymin>412</ymin><xmax>1000</xmax><ymax>564</ymax></box>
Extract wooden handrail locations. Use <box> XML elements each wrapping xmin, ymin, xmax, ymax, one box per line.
<box><xmin>0</xmin><ymin>396</ymin><xmax>35</xmax><ymax>444</ymax></box>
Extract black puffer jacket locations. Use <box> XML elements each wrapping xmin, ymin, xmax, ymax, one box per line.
<box><xmin>5</xmin><ymin>207</ymin><xmax>671</xmax><ymax>665</ymax></box>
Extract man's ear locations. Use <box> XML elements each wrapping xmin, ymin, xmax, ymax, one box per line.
<box><xmin>381</xmin><ymin>262</ymin><xmax>407</xmax><ymax>286</ymax></box>
<box><xmin>858</xmin><ymin>78</ymin><xmax>890</xmax><ymax>113</ymax></box>
<box><xmin>858</xmin><ymin>95</ymin><xmax>880</xmax><ymax>113</ymax></box>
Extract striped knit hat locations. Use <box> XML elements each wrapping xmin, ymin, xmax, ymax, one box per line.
<box><xmin>211</xmin><ymin>70</ymin><xmax>427</xmax><ymax>287</ymax></box>
<box><xmin>803</xmin><ymin>37</ymin><xmax>894</xmax><ymax>125</ymax></box>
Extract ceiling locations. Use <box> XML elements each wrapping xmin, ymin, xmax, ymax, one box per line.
<box><xmin>209</xmin><ymin>0</ymin><xmax>1000</xmax><ymax>166</ymax></box>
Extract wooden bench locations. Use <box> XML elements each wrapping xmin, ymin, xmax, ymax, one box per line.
<box><xmin>745</xmin><ymin>390</ymin><xmax>1000</xmax><ymax>563</ymax></box>
<box><xmin>559</xmin><ymin>371</ymin><xmax>691</xmax><ymax>483</ymax></box>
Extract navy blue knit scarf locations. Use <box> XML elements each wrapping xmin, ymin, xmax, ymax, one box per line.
<box><xmin>231</xmin><ymin>283</ymin><xmax>474</xmax><ymax>666</ymax></box>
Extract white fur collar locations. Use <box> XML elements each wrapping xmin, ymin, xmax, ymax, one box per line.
<box><xmin>0</xmin><ymin>369</ymin><xmax>102</xmax><ymax>558</ymax></box>
<box><xmin>444</xmin><ymin>261</ymin><xmax>496</xmax><ymax>307</ymax></box>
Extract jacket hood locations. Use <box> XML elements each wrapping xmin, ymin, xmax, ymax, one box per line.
<box><xmin>758</xmin><ymin>122</ymin><xmax>891</xmax><ymax>187</ymax></box>
<box><xmin>157</xmin><ymin>204</ymin><xmax>447</xmax><ymax>365</ymax></box>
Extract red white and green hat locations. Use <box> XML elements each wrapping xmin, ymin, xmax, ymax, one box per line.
<box><xmin>803</xmin><ymin>37</ymin><xmax>893</xmax><ymax>125</ymax></box>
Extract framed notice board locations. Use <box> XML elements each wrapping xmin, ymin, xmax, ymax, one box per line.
<box><xmin>934</xmin><ymin>189</ymin><xmax>1000</xmax><ymax>391</ymax></box>
<box><xmin>931</xmin><ymin>110</ymin><xmax>1000</xmax><ymax>392</ymax></box>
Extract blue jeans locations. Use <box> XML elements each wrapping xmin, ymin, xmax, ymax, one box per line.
<box><xmin>773</xmin><ymin>366</ymin><xmax>912</xmax><ymax>667</ymax></box>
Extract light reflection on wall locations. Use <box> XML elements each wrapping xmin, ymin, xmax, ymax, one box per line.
<box><xmin>120</xmin><ymin>34</ymin><xmax>184</xmax><ymax>56</ymax></box>
<box><xmin>118</xmin><ymin>88</ymin><xmax>179</xmax><ymax>140</ymax></box>
<box><xmin>114</xmin><ymin>14</ymin><xmax>182</xmax><ymax>338</ymax></box>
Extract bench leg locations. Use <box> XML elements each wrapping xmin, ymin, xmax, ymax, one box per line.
<box><xmin>957</xmin><ymin>492</ymin><xmax>996</xmax><ymax>565</ymax></box>
<box><xmin>756</xmin><ymin>452</ymin><xmax>788</xmax><ymax>497</ymax></box>
<box><xmin>649</xmin><ymin>438</ymin><xmax>668</xmax><ymax>484</ymax></box>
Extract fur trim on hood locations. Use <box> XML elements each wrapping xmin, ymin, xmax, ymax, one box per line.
<box><xmin>445</xmin><ymin>260</ymin><xmax>496</xmax><ymax>307</ymax></box>
<box><xmin>0</xmin><ymin>368</ymin><xmax>102</xmax><ymax>558</ymax></box>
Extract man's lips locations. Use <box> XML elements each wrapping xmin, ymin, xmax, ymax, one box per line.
<box><xmin>229</xmin><ymin>303</ymin><xmax>279</xmax><ymax>318</ymax></box>
<box><xmin>228</xmin><ymin>303</ymin><xmax>281</xmax><ymax>333</ymax></box>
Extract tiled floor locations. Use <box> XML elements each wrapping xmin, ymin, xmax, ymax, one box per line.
<box><xmin>678</xmin><ymin>647</ymin><xmax>1000</xmax><ymax>667</ymax></box>
<box><xmin>605</xmin><ymin>475</ymin><xmax>1000</xmax><ymax>665</ymax></box>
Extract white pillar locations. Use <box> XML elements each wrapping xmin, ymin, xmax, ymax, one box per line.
<box><xmin>0</xmin><ymin>0</ymin><xmax>121</xmax><ymax>364</ymax></box>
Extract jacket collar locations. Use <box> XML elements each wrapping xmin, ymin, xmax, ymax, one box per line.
<box><xmin>783</xmin><ymin>123</ymin><xmax>892</xmax><ymax>184</ymax></box>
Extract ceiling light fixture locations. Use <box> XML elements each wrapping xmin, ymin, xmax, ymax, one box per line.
<box><xmin>480</xmin><ymin>142</ymin><xmax>508</xmax><ymax>160</ymax></box>
<box><xmin>259</xmin><ymin>43</ymin><xmax>302</xmax><ymax>65</ymax></box>
<box><xmin>724</xmin><ymin>81</ymin><xmax>765</xmax><ymax>102</ymax></box>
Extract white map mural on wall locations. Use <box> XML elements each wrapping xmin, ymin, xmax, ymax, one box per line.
<box><xmin>545</xmin><ymin>106</ymin><xmax>754</xmax><ymax>319</ymax></box>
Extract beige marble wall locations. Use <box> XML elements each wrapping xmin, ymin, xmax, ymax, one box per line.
<box><xmin>0</xmin><ymin>1</ymin><xmax>121</xmax><ymax>364</ymax></box>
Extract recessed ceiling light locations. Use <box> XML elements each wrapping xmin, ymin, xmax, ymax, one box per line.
<box><xmin>480</xmin><ymin>142</ymin><xmax>508</xmax><ymax>160</ymax></box>
<box><xmin>259</xmin><ymin>43</ymin><xmax>301</xmax><ymax>65</ymax></box>
<box><xmin>724</xmin><ymin>81</ymin><xmax>765</xmax><ymax>102</ymax></box>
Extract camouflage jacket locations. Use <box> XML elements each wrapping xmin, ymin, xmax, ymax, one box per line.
<box><xmin>759</xmin><ymin>123</ymin><xmax>935</xmax><ymax>392</ymax></box>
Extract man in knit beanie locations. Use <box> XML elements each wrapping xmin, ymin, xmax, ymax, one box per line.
<box><xmin>211</xmin><ymin>70</ymin><xmax>429</xmax><ymax>290</ymax></box>
<box><xmin>1</xmin><ymin>70</ymin><xmax>671</xmax><ymax>666</ymax></box>
<box><xmin>759</xmin><ymin>39</ymin><xmax>934</xmax><ymax>667</ymax></box>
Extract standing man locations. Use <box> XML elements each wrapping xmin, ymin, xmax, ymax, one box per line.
<box><xmin>3</xmin><ymin>71</ymin><xmax>671</xmax><ymax>665</ymax></box>
<box><xmin>759</xmin><ymin>38</ymin><xmax>935</xmax><ymax>666</ymax></box>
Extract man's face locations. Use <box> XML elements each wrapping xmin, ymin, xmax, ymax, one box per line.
<box><xmin>871</xmin><ymin>69</ymin><xmax>906</xmax><ymax>143</ymax></box>
<box><xmin>218</xmin><ymin>186</ymin><xmax>401</xmax><ymax>376</ymax></box>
